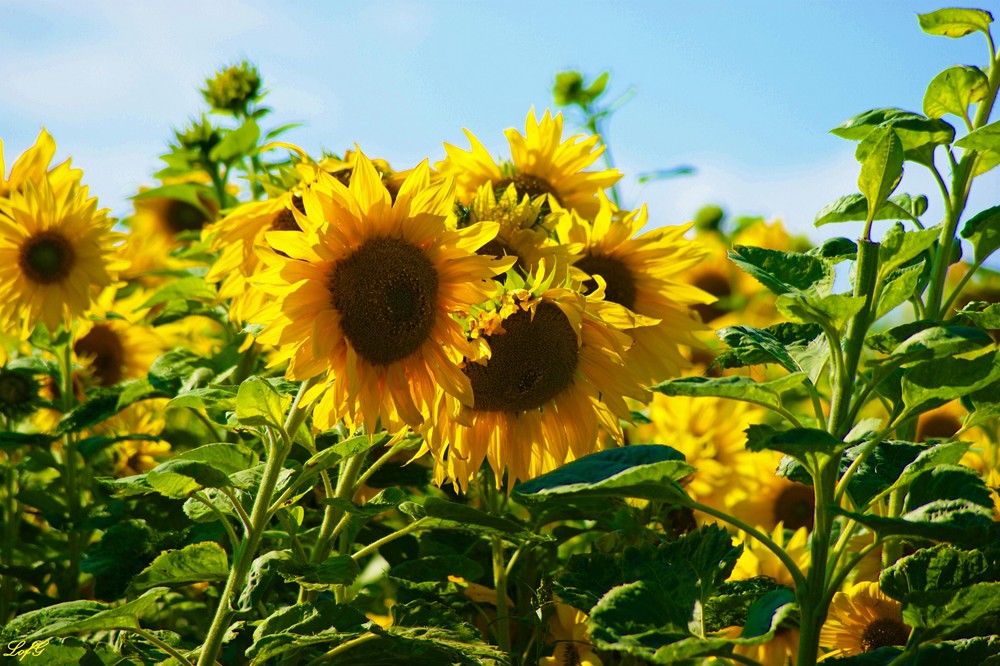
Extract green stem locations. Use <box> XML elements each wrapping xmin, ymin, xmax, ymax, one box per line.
<box><xmin>197</xmin><ymin>378</ymin><xmax>315</xmax><ymax>666</ymax></box>
<box><xmin>302</xmin><ymin>633</ymin><xmax>379</xmax><ymax>666</ymax></box>
<box><xmin>59</xmin><ymin>339</ymin><xmax>82</xmax><ymax>599</ymax></box>
<box><xmin>351</xmin><ymin>517</ymin><xmax>428</xmax><ymax>562</ymax></box>
<box><xmin>219</xmin><ymin>486</ymin><xmax>252</xmax><ymax>535</ymax></box>
<box><xmin>829</xmin><ymin>239</ymin><xmax>880</xmax><ymax>438</ymax></box>
<box><xmin>192</xmin><ymin>493</ymin><xmax>239</xmax><ymax>550</ymax></box>
<box><xmin>940</xmin><ymin>254</ymin><xmax>987</xmax><ymax>316</ymax></box>
<box><xmin>491</xmin><ymin>535</ymin><xmax>512</xmax><ymax>660</ymax></box>
<box><xmin>882</xmin><ymin>489</ymin><xmax>907</xmax><ymax>568</ymax></box>
<box><xmin>133</xmin><ymin>626</ymin><xmax>195</xmax><ymax>666</ymax></box>
<box><xmin>682</xmin><ymin>499</ymin><xmax>806</xmax><ymax>590</ymax></box>
<box><xmin>1</xmin><ymin>420</ymin><xmax>17</xmax><ymax>623</ymax></box>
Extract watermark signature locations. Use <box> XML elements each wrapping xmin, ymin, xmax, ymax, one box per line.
<box><xmin>3</xmin><ymin>639</ymin><xmax>51</xmax><ymax>658</ymax></box>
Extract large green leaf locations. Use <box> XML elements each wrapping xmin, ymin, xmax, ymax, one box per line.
<box><xmin>917</xmin><ymin>8</ymin><xmax>994</xmax><ymax>38</ymax></box>
<box><xmin>727</xmin><ymin>245</ymin><xmax>833</xmax><ymax>295</ymax></box>
<box><xmin>924</xmin><ymin>65</ymin><xmax>989</xmax><ymax>119</ymax></box>
<box><xmin>514</xmin><ymin>445</ymin><xmax>693</xmax><ymax>502</ymax></box>
<box><xmin>889</xmin><ymin>325</ymin><xmax>993</xmax><ymax>366</ymax></box>
<box><xmin>955</xmin><ymin>121</ymin><xmax>1000</xmax><ymax>176</ymax></box>
<box><xmin>277</xmin><ymin>555</ymin><xmax>361</xmax><ymax>590</ymax></box>
<box><xmin>127</xmin><ymin>541</ymin><xmax>229</xmax><ymax>594</ymax></box>
<box><xmin>904</xmin><ymin>582</ymin><xmax>1000</xmax><ymax>641</ymax></box>
<box><xmin>209</xmin><ymin>118</ymin><xmax>260</xmax><ymax>163</ymax></box>
<box><xmin>901</xmin><ymin>350</ymin><xmax>1000</xmax><ymax>417</ymax></box>
<box><xmin>857</xmin><ymin>125</ymin><xmax>904</xmax><ymax>220</ymax></box>
<box><xmin>653</xmin><ymin>373</ymin><xmax>807</xmax><ymax>413</ymax></box>
<box><xmin>776</xmin><ymin>291</ymin><xmax>865</xmax><ymax>329</ymax></box>
<box><xmin>236</xmin><ymin>376</ymin><xmax>288</xmax><ymax>429</ymax></box>
<box><xmin>878</xmin><ymin>223</ymin><xmax>942</xmax><ymax>278</ymax></box>
<box><xmin>960</xmin><ymin>205</ymin><xmax>1000</xmax><ymax>264</ymax></box>
<box><xmin>745</xmin><ymin>425</ymin><xmax>846</xmax><ymax>459</ymax></box>
<box><xmin>146</xmin><ymin>458</ymin><xmax>234</xmax><ymax>499</ymax></box>
<box><xmin>880</xmin><ymin>543</ymin><xmax>998</xmax><ymax>601</ymax></box>
<box><xmin>825</xmin><ymin>637</ymin><xmax>1000</xmax><ymax>665</ymax></box>
<box><xmin>814</xmin><ymin>193</ymin><xmax>921</xmax><ymax>227</ymax></box>
<box><xmin>26</xmin><ymin>587</ymin><xmax>170</xmax><ymax>638</ymax></box>
<box><xmin>903</xmin><ymin>465</ymin><xmax>993</xmax><ymax>513</ymax></box>
<box><xmin>715</xmin><ymin>324</ymin><xmax>815</xmax><ymax>372</ymax></box>
<box><xmin>875</xmin><ymin>264</ymin><xmax>923</xmax><ymax>321</ymax></box>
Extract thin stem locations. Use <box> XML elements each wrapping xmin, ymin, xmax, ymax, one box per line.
<box><xmin>276</xmin><ymin>509</ymin><xmax>309</xmax><ymax>563</ymax></box>
<box><xmin>940</xmin><ymin>255</ymin><xmax>987</xmax><ymax>316</ymax></box>
<box><xmin>133</xmin><ymin>626</ymin><xmax>195</xmax><ymax>666</ymax></box>
<box><xmin>353</xmin><ymin>436</ymin><xmax>411</xmax><ymax>490</ymax></box>
<box><xmin>491</xmin><ymin>536</ymin><xmax>512</xmax><ymax>659</ymax></box>
<box><xmin>59</xmin><ymin>338</ymin><xmax>82</xmax><ymax>599</ymax></box>
<box><xmin>192</xmin><ymin>493</ymin><xmax>239</xmax><ymax>550</ymax></box>
<box><xmin>822</xmin><ymin>538</ymin><xmax>884</xmax><ymax>610</ymax></box>
<box><xmin>804</xmin><ymin>379</ymin><xmax>828</xmax><ymax>431</ymax></box>
<box><xmin>682</xmin><ymin>499</ymin><xmax>806</xmax><ymax>590</ymax></box>
<box><xmin>351</xmin><ymin>517</ymin><xmax>428</xmax><ymax>562</ymax></box>
<box><xmin>219</xmin><ymin>486</ymin><xmax>252</xmax><ymax>535</ymax></box>
<box><xmin>834</xmin><ymin>423</ymin><xmax>895</xmax><ymax>505</ymax></box>
<box><xmin>302</xmin><ymin>633</ymin><xmax>380</xmax><ymax>666</ymax></box>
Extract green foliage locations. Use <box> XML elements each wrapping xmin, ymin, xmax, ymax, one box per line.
<box><xmin>653</xmin><ymin>373</ymin><xmax>807</xmax><ymax>413</ymax></box>
<box><xmin>917</xmin><ymin>7</ymin><xmax>994</xmax><ymax>38</ymax></box>
<box><xmin>727</xmin><ymin>245</ymin><xmax>833</xmax><ymax>295</ymax></box>
<box><xmin>961</xmin><ymin>205</ymin><xmax>1000</xmax><ymax>264</ymax></box>
<box><xmin>924</xmin><ymin>65</ymin><xmax>990</xmax><ymax>119</ymax></box>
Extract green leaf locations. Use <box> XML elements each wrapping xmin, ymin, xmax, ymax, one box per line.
<box><xmin>875</xmin><ymin>265</ymin><xmax>923</xmax><ymax>321</ymax></box>
<box><xmin>901</xmin><ymin>350</ymin><xmax>1000</xmax><ymax>417</ymax></box>
<box><xmin>236</xmin><ymin>376</ymin><xmax>287</xmax><ymax>429</ymax></box>
<box><xmin>776</xmin><ymin>291</ymin><xmax>865</xmax><ymax>329</ymax></box>
<box><xmin>703</xmin><ymin>577</ymin><xmax>786</xmax><ymax>633</ymax></box>
<box><xmin>715</xmin><ymin>325</ymin><xmax>804</xmax><ymax>372</ymax></box>
<box><xmin>727</xmin><ymin>245</ymin><xmax>833</xmax><ymax>295</ymax></box>
<box><xmin>209</xmin><ymin>118</ymin><xmax>260</xmax><ymax>163</ymax></box>
<box><xmin>148</xmin><ymin>348</ymin><xmax>216</xmax><ymax>396</ymax></box>
<box><xmin>653</xmin><ymin>373</ymin><xmax>807</xmax><ymax>414</ymax></box>
<box><xmin>322</xmin><ymin>487</ymin><xmax>408</xmax><ymax>518</ymax></box>
<box><xmin>952</xmin><ymin>114</ymin><xmax>1000</xmax><ymax>173</ymax></box>
<box><xmin>168</xmin><ymin>385</ymin><xmax>238</xmax><ymax>411</ymax></box>
<box><xmin>924</xmin><ymin>65</ymin><xmax>989</xmax><ymax>119</ymax></box>
<box><xmin>809</xmin><ymin>236</ymin><xmax>858</xmax><ymax>262</ymax></box>
<box><xmin>867</xmin><ymin>318</ymin><xmax>942</xmax><ymax>354</ymax></box>
<box><xmin>0</xmin><ymin>601</ymin><xmax>105</xmax><ymax>644</ymax></box>
<box><xmin>814</xmin><ymin>193</ymin><xmax>919</xmax><ymax>227</ymax></box>
<box><xmin>126</xmin><ymin>542</ymin><xmax>229</xmax><ymax>594</ymax></box>
<box><xmin>836</xmin><ymin>500</ymin><xmax>992</xmax><ymax>545</ymax></box>
<box><xmin>838</xmin><ymin>440</ymin><xmax>926</xmax><ymax>508</ymax></box>
<box><xmin>960</xmin><ymin>205</ymin><xmax>1000</xmax><ymax>264</ymax></box>
<box><xmin>825</xmin><ymin>637</ymin><xmax>1000</xmax><ymax>665</ymax></box>
<box><xmin>56</xmin><ymin>388</ymin><xmax>125</xmax><ymax>435</ymax></box>
<box><xmin>890</xmin><ymin>325</ymin><xmax>993</xmax><ymax>366</ymax></box>
<box><xmin>147</xmin><ymin>458</ymin><xmax>233</xmax><ymax>499</ymax></box>
<box><xmin>903</xmin><ymin>465</ymin><xmax>993</xmax><ymax>513</ymax></box>
<box><xmin>833</xmin><ymin>108</ymin><xmax>954</xmax><ymax>165</ymax></box>
<box><xmin>741</xmin><ymin>588</ymin><xmax>797</xmax><ymax>638</ymax></box>
<box><xmin>917</xmin><ymin>8</ymin><xmax>993</xmax><ymax>38</ymax></box>
<box><xmin>277</xmin><ymin>555</ymin><xmax>360</xmax><ymax>590</ymax></box>
<box><xmin>904</xmin><ymin>581</ymin><xmax>1000</xmax><ymax>641</ymax></box>
<box><xmin>879</xmin><ymin>223</ymin><xmax>942</xmax><ymax>278</ymax></box>
<box><xmin>880</xmin><ymin>543</ymin><xmax>997</xmax><ymax>601</ymax></box>
<box><xmin>390</xmin><ymin>554</ymin><xmax>485</xmax><ymax>586</ymax></box>
<box><xmin>26</xmin><ymin>587</ymin><xmax>170</xmax><ymax>638</ymax></box>
<box><xmin>857</xmin><ymin>125</ymin><xmax>904</xmax><ymax>222</ymax></box>
<box><xmin>294</xmin><ymin>434</ymin><xmax>382</xmax><ymax>491</ymax></box>
<box><xmin>140</xmin><ymin>276</ymin><xmax>216</xmax><ymax>308</ymax></box>
<box><xmin>174</xmin><ymin>442</ymin><xmax>256</xmax><ymax>475</ymax></box>
<box><xmin>131</xmin><ymin>183</ymin><xmax>213</xmax><ymax>217</ymax></box>
<box><xmin>745</xmin><ymin>425</ymin><xmax>846</xmax><ymax>459</ymax></box>
<box><xmin>959</xmin><ymin>302</ymin><xmax>1000</xmax><ymax>330</ymax></box>
<box><xmin>422</xmin><ymin>497</ymin><xmax>524</xmax><ymax>534</ymax></box>
<box><xmin>514</xmin><ymin>445</ymin><xmax>693</xmax><ymax>502</ymax></box>
<box><xmin>892</xmin><ymin>440</ymin><xmax>970</xmax><ymax>491</ymax></box>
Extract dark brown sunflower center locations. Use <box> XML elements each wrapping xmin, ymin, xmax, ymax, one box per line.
<box><xmin>19</xmin><ymin>231</ymin><xmax>77</xmax><ymax>285</ymax></box>
<box><xmin>465</xmin><ymin>301</ymin><xmax>579</xmax><ymax>412</ymax></box>
<box><xmin>916</xmin><ymin>412</ymin><xmax>961</xmax><ymax>442</ymax></box>
<box><xmin>269</xmin><ymin>207</ymin><xmax>301</xmax><ymax>232</ymax></box>
<box><xmin>495</xmin><ymin>174</ymin><xmax>559</xmax><ymax>203</ymax></box>
<box><xmin>574</xmin><ymin>253</ymin><xmax>637</xmax><ymax>310</ymax></box>
<box><xmin>774</xmin><ymin>482</ymin><xmax>815</xmax><ymax>531</ymax></box>
<box><xmin>330</xmin><ymin>236</ymin><xmax>439</xmax><ymax>366</ymax></box>
<box><xmin>74</xmin><ymin>324</ymin><xmax>126</xmax><ymax>387</ymax></box>
<box><xmin>0</xmin><ymin>370</ymin><xmax>35</xmax><ymax>407</ymax></box>
<box><xmin>690</xmin><ymin>270</ymin><xmax>732</xmax><ymax>323</ymax></box>
<box><xmin>164</xmin><ymin>199</ymin><xmax>210</xmax><ymax>234</ymax></box>
<box><xmin>555</xmin><ymin>642</ymin><xmax>582</xmax><ymax>666</ymax></box>
<box><xmin>860</xmin><ymin>617</ymin><xmax>909</xmax><ymax>653</ymax></box>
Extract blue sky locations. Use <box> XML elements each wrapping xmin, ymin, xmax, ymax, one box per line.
<box><xmin>2</xmin><ymin>1</ymin><xmax>997</xmax><ymax>257</ymax></box>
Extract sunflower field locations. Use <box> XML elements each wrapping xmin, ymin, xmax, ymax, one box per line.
<box><xmin>2</xmin><ymin>6</ymin><xmax>1000</xmax><ymax>666</ymax></box>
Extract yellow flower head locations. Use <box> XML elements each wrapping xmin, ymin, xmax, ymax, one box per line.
<box><xmin>635</xmin><ymin>393</ymin><xmax>768</xmax><ymax>514</ymax></box>
<box><xmin>462</xmin><ymin>182</ymin><xmax>573</xmax><ymax>282</ymax></box>
<box><xmin>253</xmin><ymin>151</ymin><xmax>510</xmax><ymax>432</ymax></box>
<box><xmin>0</xmin><ymin>175</ymin><xmax>124</xmax><ymax>335</ymax></box>
<box><xmin>820</xmin><ymin>582</ymin><xmax>911</xmax><ymax>658</ymax></box>
<box><xmin>0</xmin><ymin>128</ymin><xmax>82</xmax><ymax>200</ymax></box>
<box><xmin>731</xmin><ymin>522</ymin><xmax>810</xmax><ymax>589</ymax></box>
<box><xmin>541</xmin><ymin>602</ymin><xmax>603</xmax><ymax>666</ymax></box>
<box><xmin>204</xmin><ymin>158</ymin><xmax>327</xmax><ymax>322</ymax></box>
<box><xmin>423</xmin><ymin>267</ymin><xmax>649</xmax><ymax>491</ymax></box>
<box><xmin>557</xmin><ymin>192</ymin><xmax>712</xmax><ymax>385</ymax></box>
<box><xmin>437</xmin><ymin>109</ymin><xmax>621</xmax><ymax>218</ymax></box>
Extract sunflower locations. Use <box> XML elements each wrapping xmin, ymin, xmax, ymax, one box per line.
<box><xmin>728</xmin><ymin>523</ymin><xmax>810</xmax><ymax>666</ymax></box>
<box><xmin>732</xmin><ymin>467</ymin><xmax>816</xmax><ymax>534</ymax></box>
<box><xmin>423</xmin><ymin>268</ymin><xmax>650</xmax><ymax>491</ymax></box>
<box><xmin>126</xmin><ymin>177</ymin><xmax>219</xmax><ymax>274</ymax></box>
<box><xmin>541</xmin><ymin>602</ymin><xmax>603</xmax><ymax>666</ymax></box>
<box><xmin>204</xmin><ymin>159</ymin><xmax>327</xmax><ymax>322</ymax></box>
<box><xmin>915</xmin><ymin>399</ymin><xmax>964</xmax><ymax>442</ymax></box>
<box><xmin>557</xmin><ymin>192</ymin><xmax>711</xmax><ymax>385</ymax></box>
<box><xmin>634</xmin><ymin>393</ymin><xmax>768</xmax><ymax>516</ymax></box>
<box><xmin>820</xmin><ymin>582</ymin><xmax>911</xmax><ymax>658</ymax></box>
<box><xmin>436</xmin><ymin>109</ymin><xmax>620</xmax><ymax>218</ymax></box>
<box><xmin>73</xmin><ymin>288</ymin><xmax>168</xmax><ymax>388</ymax></box>
<box><xmin>323</xmin><ymin>148</ymin><xmax>407</xmax><ymax>200</ymax></box>
<box><xmin>0</xmin><ymin>365</ymin><xmax>42</xmax><ymax>421</ymax></box>
<box><xmin>0</xmin><ymin>175</ymin><xmax>124</xmax><ymax>335</ymax></box>
<box><xmin>0</xmin><ymin>128</ymin><xmax>81</xmax><ymax>201</ymax></box>
<box><xmin>253</xmin><ymin>152</ymin><xmax>510</xmax><ymax>432</ymax></box>
<box><xmin>99</xmin><ymin>400</ymin><xmax>171</xmax><ymax>477</ymax></box>
<box><xmin>462</xmin><ymin>182</ymin><xmax>573</xmax><ymax>281</ymax></box>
